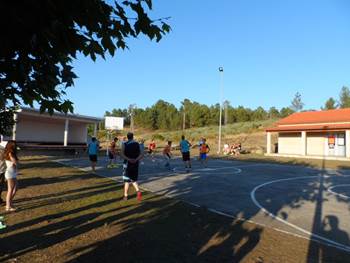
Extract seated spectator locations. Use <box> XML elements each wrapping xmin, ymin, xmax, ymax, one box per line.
<box><xmin>223</xmin><ymin>143</ymin><xmax>230</xmax><ymax>155</ymax></box>
<box><xmin>231</xmin><ymin>143</ymin><xmax>242</xmax><ymax>156</ymax></box>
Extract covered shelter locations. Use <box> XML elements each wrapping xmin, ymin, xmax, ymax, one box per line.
<box><xmin>2</xmin><ymin>108</ymin><xmax>102</xmax><ymax>154</ymax></box>
<box><xmin>266</xmin><ymin>108</ymin><xmax>350</xmax><ymax>161</ymax></box>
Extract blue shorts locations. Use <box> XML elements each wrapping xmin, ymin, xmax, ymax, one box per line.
<box><xmin>200</xmin><ymin>153</ymin><xmax>207</xmax><ymax>160</ymax></box>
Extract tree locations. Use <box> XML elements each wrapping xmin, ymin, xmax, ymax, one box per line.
<box><xmin>290</xmin><ymin>92</ymin><xmax>304</xmax><ymax>112</ymax></box>
<box><xmin>280</xmin><ymin>107</ymin><xmax>294</xmax><ymax>118</ymax></box>
<box><xmin>268</xmin><ymin>107</ymin><xmax>280</xmax><ymax>119</ymax></box>
<box><xmin>339</xmin><ymin>86</ymin><xmax>350</xmax><ymax>108</ymax></box>
<box><xmin>234</xmin><ymin>106</ymin><xmax>252</xmax><ymax>122</ymax></box>
<box><xmin>0</xmin><ymin>0</ymin><xmax>170</xmax><ymax>135</ymax></box>
<box><xmin>252</xmin><ymin>106</ymin><xmax>267</xmax><ymax>121</ymax></box>
<box><xmin>322</xmin><ymin>97</ymin><xmax>337</xmax><ymax>110</ymax></box>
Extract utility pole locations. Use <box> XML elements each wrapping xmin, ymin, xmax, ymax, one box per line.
<box><xmin>129</xmin><ymin>104</ymin><xmax>136</xmax><ymax>132</ymax></box>
<box><xmin>218</xmin><ymin>67</ymin><xmax>224</xmax><ymax>154</ymax></box>
<box><xmin>224</xmin><ymin>101</ymin><xmax>228</xmax><ymax>126</ymax></box>
<box><xmin>182</xmin><ymin>103</ymin><xmax>186</xmax><ymax>130</ymax></box>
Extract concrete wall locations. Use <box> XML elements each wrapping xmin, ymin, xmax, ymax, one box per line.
<box><xmin>16</xmin><ymin>118</ymin><xmax>65</xmax><ymax>143</ymax></box>
<box><xmin>16</xmin><ymin>117</ymin><xmax>87</xmax><ymax>144</ymax></box>
<box><xmin>307</xmin><ymin>132</ymin><xmax>326</xmax><ymax>156</ymax></box>
<box><xmin>68</xmin><ymin>123</ymin><xmax>87</xmax><ymax>144</ymax></box>
<box><xmin>278</xmin><ymin>133</ymin><xmax>302</xmax><ymax>155</ymax></box>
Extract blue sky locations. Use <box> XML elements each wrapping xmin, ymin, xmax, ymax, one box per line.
<box><xmin>68</xmin><ymin>0</ymin><xmax>350</xmax><ymax>117</ymax></box>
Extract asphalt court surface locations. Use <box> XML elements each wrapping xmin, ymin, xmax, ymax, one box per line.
<box><xmin>55</xmin><ymin>155</ymin><xmax>350</xmax><ymax>252</ymax></box>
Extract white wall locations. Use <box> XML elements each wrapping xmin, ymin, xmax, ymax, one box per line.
<box><xmin>307</xmin><ymin>133</ymin><xmax>326</xmax><ymax>156</ymax></box>
<box><xmin>278</xmin><ymin>133</ymin><xmax>302</xmax><ymax>155</ymax></box>
<box><xmin>16</xmin><ymin>117</ymin><xmax>88</xmax><ymax>144</ymax></box>
<box><xmin>16</xmin><ymin>119</ymin><xmax>65</xmax><ymax>143</ymax></box>
<box><xmin>68</xmin><ymin>123</ymin><xmax>87</xmax><ymax>143</ymax></box>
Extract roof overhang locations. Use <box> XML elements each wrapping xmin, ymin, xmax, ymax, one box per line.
<box><xmin>17</xmin><ymin>107</ymin><xmax>103</xmax><ymax>124</ymax></box>
<box><xmin>266</xmin><ymin>123</ymin><xmax>350</xmax><ymax>132</ymax></box>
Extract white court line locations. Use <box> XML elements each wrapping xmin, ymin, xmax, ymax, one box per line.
<box><xmin>140</xmin><ymin>161</ymin><xmax>245</xmax><ymax>177</ymax></box>
<box><xmin>327</xmin><ymin>184</ymin><xmax>350</xmax><ymax>199</ymax></box>
<box><xmin>251</xmin><ymin>175</ymin><xmax>350</xmax><ymax>253</ymax></box>
<box><xmin>54</xmin><ymin>158</ymin><xmax>350</xmax><ymax>253</ymax></box>
<box><xmin>54</xmin><ymin>160</ymin><xmax>122</xmax><ymax>183</ymax></box>
<box><xmin>205</xmin><ymin>208</ymin><xmax>343</xmax><ymax>249</ymax></box>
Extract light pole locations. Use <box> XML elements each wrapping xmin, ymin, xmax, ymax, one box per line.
<box><xmin>129</xmin><ymin>104</ymin><xmax>136</xmax><ymax>132</ymax></box>
<box><xmin>218</xmin><ymin>67</ymin><xmax>224</xmax><ymax>154</ymax></box>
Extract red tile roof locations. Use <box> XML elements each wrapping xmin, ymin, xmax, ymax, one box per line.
<box><xmin>266</xmin><ymin>108</ymin><xmax>350</xmax><ymax>132</ymax></box>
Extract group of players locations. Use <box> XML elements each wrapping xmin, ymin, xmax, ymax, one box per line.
<box><xmin>105</xmin><ymin>135</ymin><xmax>211</xmax><ymax>171</ymax></box>
<box><xmin>87</xmin><ymin>133</ymin><xmax>211</xmax><ymax>201</ymax></box>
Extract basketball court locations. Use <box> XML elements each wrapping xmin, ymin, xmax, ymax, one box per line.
<box><xmin>55</xmin><ymin>155</ymin><xmax>350</xmax><ymax>253</ymax></box>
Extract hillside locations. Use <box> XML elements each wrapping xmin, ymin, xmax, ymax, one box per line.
<box><xmin>98</xmin><ymin>119</ymin><xmax>278</xmax><ymax>154</ymax></box>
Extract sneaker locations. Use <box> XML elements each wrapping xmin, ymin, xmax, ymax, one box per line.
<box><xmin>122</xmin><ymin>196</ymin><xmax>128</xmax><ymax>201</ymax></box>
<box><xmin>137</xmin><ymin>191</ymin><xmax>142</xmax><ymax>201</ymax></box>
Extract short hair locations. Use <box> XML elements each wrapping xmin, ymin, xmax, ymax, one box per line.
<box><xmin>168</xmin><ymin>141</ymin><xmax>172</xmax><ymax>145</ymax></box>
<box><xmin>92</xmin><ymin>137</ymin><xmax>96</xmax><ymax>142</ymax></box>
<box><xmin>114</xmin><ymin>137</ymin><xmax>118</xmax><ymax>142</ymax></box>
<box><xmin>181</xmin><ymin>135</ymin><xmax>185</xmax><ymax>140</ymax></box>
<box><xmin>127</xmin><ymin>132</ymin><xmax>134</xmax><ymax>140</ymax></box>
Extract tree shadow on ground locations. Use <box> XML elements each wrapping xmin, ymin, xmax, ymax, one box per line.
<box><xmin>2</xmin><ymin>158</ymin><xmax>350</xmax><ymax>262</ymax></box>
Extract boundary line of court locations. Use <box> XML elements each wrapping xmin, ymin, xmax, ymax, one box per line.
<box><xmin>327</xmin><ymin>184</ymin><xmax>350</xmax><ymax>200</ymax></box>
<box><xmin>53</xmin><ymin>158</ymin><xmax>350</xmax><ymax>254</ymax></box>
<box><xmin>251</xmin><ymin>175</ymin><xmax>350</xmax><ymax>253</ymax></box>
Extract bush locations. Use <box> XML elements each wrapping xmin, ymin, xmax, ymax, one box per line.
<box><xmin>153</xmin><ymin>133</ymin><xmax>165</xmax><ymax>141</ymax></box>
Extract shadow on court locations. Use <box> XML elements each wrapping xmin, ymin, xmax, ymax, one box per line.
<box><xmin>1</xmin><ymin>157</ymin><xmax>350</xmax><ymax>262</ymax></box>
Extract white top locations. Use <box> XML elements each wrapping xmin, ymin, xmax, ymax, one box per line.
<box><xmin>5</xmin><ymin>159</ymin><xmax>17</xmax><ymax>179</ymax></box>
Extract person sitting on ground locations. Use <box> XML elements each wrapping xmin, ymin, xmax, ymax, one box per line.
<box><xmin>231</xmin><ymin>143</ymin><xmax>242</xmax><ymax>156</ymax></box>
<box><xmin>163</xmin><ymin>141</ymin><xmax>172</xmax><ymax>169</ymax></box>
<box><xmin>223</xmin><ymin>143</ymin><xmax>230</xmax><ymax>155</ymax></box>
<box><xmin>229</xmin><ymin>144</ymin><xmax>236</xmax><ymax>155</ymax></box>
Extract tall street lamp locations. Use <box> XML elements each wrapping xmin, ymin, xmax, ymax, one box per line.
<box><xmin>218</xmin><ymin>66</ymin><xmax>224</xmax><ymax>154</ymax></box>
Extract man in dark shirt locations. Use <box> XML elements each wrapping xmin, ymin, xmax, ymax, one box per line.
<box><xmin>121</xmin><ymin>132</ymin><xmax>144</xmax><ymax>201</ymax></box>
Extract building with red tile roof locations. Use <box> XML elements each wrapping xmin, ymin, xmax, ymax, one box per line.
<box><xmin>266</xmin><ymin>109</ymin><xmax>350</xmax><ymax>160</ymax></box>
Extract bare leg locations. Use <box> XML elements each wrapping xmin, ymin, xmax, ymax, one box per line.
<box><xmin>124</xmin><ymin>182</ymin><xmax>129</xmax><ymax>197</ymax></box>
<box><xmin>133</xmin><ymin>182</ymin><xmax>142</xmax><ymax>201</ymax></box>
<box><xmin>132</xmin><ymin>182</ymin><xmax>140</xmax><ymax>192</ymax></box>
<box><xmin>6</xmin><ymin>179</ymin><xmax>15</xmax><ymax>209</ymax></box>
<box><xmin>11</xmin><ymin>179</ymin><xmax>17</xmax><ymax>200</ymax></box>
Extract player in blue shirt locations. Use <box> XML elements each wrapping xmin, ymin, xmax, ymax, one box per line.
<box><xmin>179</xmin><ymin>135</ymin><xmax>192</xmax><ymax>172</ymax></box>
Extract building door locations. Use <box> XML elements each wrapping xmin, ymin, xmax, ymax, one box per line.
<box><xmin>337</xmin><ymin>133</ymin><xmax>346</xmax><ymax>157</ymax></box>
<box><xmin>326</xmin><ymin>133</ymin><xmax>345</xmax><ymax>157</ymax></box>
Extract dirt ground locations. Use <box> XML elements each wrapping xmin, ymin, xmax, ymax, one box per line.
<box><xmin>0</xmin><ymin>157</ymin><xmax>349</xmax><ymax>263</ymax></box>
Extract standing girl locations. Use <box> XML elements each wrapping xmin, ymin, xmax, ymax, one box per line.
<box><xmin>4</xmin><ymin>140</ymin><xmax>18</xmax><ymax>212</ymax></box>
